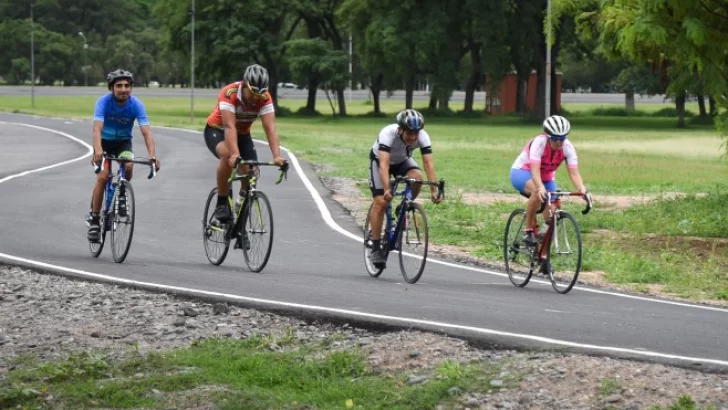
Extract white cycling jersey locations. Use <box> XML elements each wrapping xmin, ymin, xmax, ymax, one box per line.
<box><xmin>371</xmin><ymin>124</ymin><xmax>432</xmax><ymax>164</ymax></box>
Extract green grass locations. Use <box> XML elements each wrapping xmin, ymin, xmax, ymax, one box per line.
<box><xmin>1</xmin><ymin>94</ymin><xmax>727</xmax><ymax>301</ymax></box>
<box><xmin>0</xmin><ymin>334</ymin><xmax>507</xmax><ymax>410</ymax></box>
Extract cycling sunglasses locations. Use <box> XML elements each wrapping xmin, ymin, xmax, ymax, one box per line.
<box><xmin>549</xmin><ymin>135</ymin><xmax>568</xmax><ymax>142</ymax></box>
<box><xmin>247</xmin><ymin>82</ymin><xmax>269</xmax><ymax>100</ymax></box>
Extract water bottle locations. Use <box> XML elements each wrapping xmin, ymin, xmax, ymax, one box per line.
<box><xmin>233</xmin><ymin>196</ymin><xmax>244</xmax><ymax>216</ymax></box>
<box><xmin>537</xmin><ymin>222</ymin><xmax>549</xmax><ymax>243</ymax></box>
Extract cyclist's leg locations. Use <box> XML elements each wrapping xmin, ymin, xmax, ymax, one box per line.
<box><xmin>237</xmin><ymin>133</ymin><xmax>257</xmax><ymax>195</ymax></box>
<box><xmin>89</xmin><ymin>139</ymin><xmax>115</xmax><ymax>240</ymax></box>
<box><xmin>118</xmin><ymin>139</ymin><xmax>134</xmax><ymax>181</ymax></box>
<box><xmin>398</xmin><ymin>158</ymin><xmax>422</xmax><ymax>199</ymax></box>
<box><xmin>368</xmin><ymin>153</ymin><xmax>388</xmax><ymax>242</ymax></box>
<box><xmin>542</xmin><ymin>179</ymin><xmax>557</xmax><ymax>218</ymax></box>
<box><xmin>368</xmin><ymin>153</ymin><xmax>389</xmax><ymax>267</ymax></box>
<box><xmin>204</xmin><ymin>125</ymin><xmax>232</xmax><ymax>222</ymax></box>
<box><xmin>510</xmin><ymin>167</ymin><xmax>540</xmax><ymax>243</ymax></box>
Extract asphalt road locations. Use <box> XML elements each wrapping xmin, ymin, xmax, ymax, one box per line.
<box><xmin>1</xmin><ymin>113</ymin><xmax>726</xmax><ymax>371</ymax></box>
<box><xmin>0</xmin><ymin>85</ymin><xmax>672</xmax><ymax>104</ymax></box>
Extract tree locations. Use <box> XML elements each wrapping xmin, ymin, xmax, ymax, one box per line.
<box><xmin>285</xmin><ymin>38</ymin><xmax>348</xmax><ymax>115</ymax></box>
<box><xmin>592</xmin><ymin>0</ymin><xmax>728</xmax><ymax>136</ymax></box>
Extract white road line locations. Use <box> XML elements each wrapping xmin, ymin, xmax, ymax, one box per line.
<box><xmin>0</xmin><ymin>118</ymin><xmax>727</xmax><ymax>368</ymax></box>
<box><xmin>165</xmin><ymin>126</ymin><xmax>726</xmax><ymax>314</ymax></box>
<box><xmin>0</xmin><ymin>121</ymin><xmax>93</xmax><ymax>183</ymax></box>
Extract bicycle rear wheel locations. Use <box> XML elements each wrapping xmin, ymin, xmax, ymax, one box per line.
<box><xmin>242</xmin><ymin>191</ymin><xmax>274</xmax><ymax>272</ymax></box>
<box><xmin>203</xmin><ymin>188</ymin><xmax>230</xmax><ymax>266</ymax></box>
<box><xmin>110</xmin><ymin>181</ymin><xmax>135</xmax><ymax>263</ymax></box>
<box><xmin>363</xmin><ymin>203</ymin><xmax>384</xmax><ymax>277</ymax></box>
<box><xmin>398</xmin><ymin>202</ymin><xmax>429</xmax><ymax>284</ymax></box>
<box><xmin>547</xmin><ymin>211</ymin><xmax>582</xmax><ymax>294</ymax></box>
<box><xmin>504</xmin><ymin>209</ymin><xmax>534</xmax><ymax>287</ymax></box>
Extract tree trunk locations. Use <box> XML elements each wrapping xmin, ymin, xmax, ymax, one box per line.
<box><xmin>428</xmin><ymin>91</ymin><xmax>437</xmax><ymax>111</ymax></box>
<box><xmin>370</xmin><ymin>73</ymin><xmax>383</xmax><ymax>115</ymax></box>
<box><xmin>405</xmin><ymin>74</ymin><xmax>415</xmax><ymax>109</ymax></box>
<box><xmin>305</xmin><ymin>78</ymin><xmax>318</xmax><ymax>114</ymax></box>
<box><xmin>516</xmin><ymin>76</ymin><xmax>528</xmax><ymax>114</ymax></box>
<box><xmin>697</xmin><ymin>95</ymin><xmax>707</xmax><ymax>118</ymax></box>
<box><xmin>709</xmin><ymin>95</ymin><xmax>717</xmax><ymax>116</ymax></box>
<box><xmin>336</xmin><ymin>88</ymin><xmax>347</xmax><ymax>116</ymax></box>
<box><xmin>463</xmin><ymin>41</ymin><xmax>482</xmax><ymax>113</ymax></box>
<box><xmin>676</xmin><ymin>91</ymin><xmax>686</xmax><ymax>128</ymax></box>
<box><xmin>625</xmin><ymin>89</ymin><xmax>635</xmax><ymax>112</ymax></box>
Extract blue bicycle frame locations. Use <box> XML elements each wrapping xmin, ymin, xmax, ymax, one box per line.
<box><xmin>382</xmin><ymin>182</ymin><xmax>414</xmax><ymax>251</ymax></box>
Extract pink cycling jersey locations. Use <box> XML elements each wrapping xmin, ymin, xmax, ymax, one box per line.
<box><xmin>511</xmin><ymin>134</ymin><xmax>578</xmax><ymax>181</ymax></box>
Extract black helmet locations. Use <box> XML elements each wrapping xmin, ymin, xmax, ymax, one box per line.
<box><xmin>106</xmin><ymin>69</ymin><xmax>134</xmax><ymax>89</ymax></box>
<box><xmin>396</xmin><ymin>109</ymin><xmax>425</xmax><ymax>132</ymax></box>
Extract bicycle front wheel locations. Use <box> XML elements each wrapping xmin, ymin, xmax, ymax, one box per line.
<box><xmin>547</xmin><ymin>211</ymin><xmax>582</xmax><ymax>294</ymax></box>
<box><xmin>110</xmin><ymin>181</ymin><xmax>135</xmax><ymax>263</ymax></box>
<box><xmin>398</xmin><ymin>202</ymin><xmax>429</xmax><ymax>284</ymax></box>
<box><xmin>203</xmin><ymin>188</ymin><xmax>230</xmax><ymax>266</ymax></box>
<box><xmin>363</xmin><ymin>203</ymin><xmax>384</xmax><ymax>278</ymax></box>
<box><xmin>242</xmin><ymin>191</ymin><xmax>274</xmax><ymax>273</ymax></box>
<box><xmin>504</xmin><ymin>209</ymin><xmax>534</xmax><ymax>287</ymax></box>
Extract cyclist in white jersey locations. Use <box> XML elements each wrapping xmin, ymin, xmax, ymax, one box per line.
<box><xmin>367</xmin><ymin>109</ymin><xmax>442</xmax><ymax>268</ymax></box>
<box><xmin>510</xmin><ymin>115</ymin><xmax>588</xmax><ymax>245</ymax></box>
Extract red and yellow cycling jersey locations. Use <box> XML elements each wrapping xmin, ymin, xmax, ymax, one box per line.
<box><xmin>206</xmin><ymin>82</ymin><xmax>274</xmax><ymax>135</ymax></box>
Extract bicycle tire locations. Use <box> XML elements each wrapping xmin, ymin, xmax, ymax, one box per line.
<box><xmin>89</xmin><ymin>192</ymin><xmax>107</xmax><ymax>258</ymax></box>
<box><xmin>110</xmin><ymin>181</ymin><xmax>135</xmax><ymax>263</ymax></box>
<box><xmin>547</xmin><ymin>211</ymin><xmax>582</xmax><ymax>294</ymax></box>
<box><xmin>398</xmin><ymin>202</ymin><xmax>429</xmax><ymax>284</ymax></box>
<box><xmin>363</xmin><ymin>202</ymin><xmax>385</xmax><ymax>277</ymax></box>
<box><xmin>504</xmin><ymin>209</ymin><xmax>534</xmax><ymax>287</ymax></box>
<box><xmin>203</xmin><ymin>188</ymin><xmax>230</xmax><ymax>266</ymax></box>
<box><xmin>242</xmin><ymin>191</ymin><xmax>274</xmax><ymax>273</ymax></box>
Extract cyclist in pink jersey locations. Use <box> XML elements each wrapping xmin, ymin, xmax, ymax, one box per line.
<box><xmin>510</xmin><ymin>115</ymin><xmax>588</xmax><ymax>245</ymax></box>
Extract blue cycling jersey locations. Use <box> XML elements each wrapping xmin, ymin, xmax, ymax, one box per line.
<box><xmin>92</xmin><ymin>94</ymin><xmax>150</xmax><ymax>140</ymax></box>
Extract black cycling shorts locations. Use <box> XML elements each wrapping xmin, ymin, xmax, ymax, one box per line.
<box><xmin>203</xmin><ymin>125</ymin><xmax>257</xmax><ymax>161</ymax></box>
<box><xmin>101</xmin><ymin>139</ymin><xmax>133</xmax><ymax>157</ymax></box>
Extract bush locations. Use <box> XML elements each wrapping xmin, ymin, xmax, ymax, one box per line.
<box><xmin>650</xmin><ymin>107</ymin><xmax>695</xmax><ymax>118</ymax></box>
<box><xmin>591</xmin><ymin>107</ymin><xmax>647</xmax><ymax>117</ymax></box>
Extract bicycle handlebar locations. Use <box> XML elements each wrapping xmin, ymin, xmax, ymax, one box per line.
<box><xmin>391</xmin><ymin>176</ymin><xmax>446</xmax><ymax>200</ymax></box>
<box><xmin>93</xmin><ymin>155</ymin><xmax>157</xmax><ymax>180</ymax></box>
<box><xmin>233</xmin><ymin>157</ymin><xmax>289</xmax><ymax>185</ymax></box>
<box><xmin>550</xmin><ymin>190</ymin><xmax>593</xmax><ymax>215</ymax></box>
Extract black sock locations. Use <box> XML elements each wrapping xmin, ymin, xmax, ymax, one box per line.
<box><xmin>372</xmin><ymin>239</ymin><xmax>381</xmax><ymax>251</ymax></box>
<box><xmin>217</xmin><ymin>195</ymin><xmax>227</xmax><ymax>206</ymax></box>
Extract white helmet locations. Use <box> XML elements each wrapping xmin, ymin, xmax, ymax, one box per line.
<box><xmin>543</xmin><ymin>115</ymin><xmax>571</xmax><ymax>137</ymax></box>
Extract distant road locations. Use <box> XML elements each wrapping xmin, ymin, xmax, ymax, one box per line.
<box><xmin>0</xmin><ymin>86</ymin><xmax>671</xmax><ymax>104</ymax></box>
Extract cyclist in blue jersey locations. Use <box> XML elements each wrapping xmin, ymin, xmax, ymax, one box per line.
<box><xmin>87</xmin><ymin>69</ymin><xmax>161</xmax><ymax>242</ymax></box>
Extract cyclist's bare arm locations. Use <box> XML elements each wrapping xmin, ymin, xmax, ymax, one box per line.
<box><xmin>260</xmin><ymin>112</ymin><xmax>284</xmax><ymax>165</ymax></box>
<box><xmin>378</xmin><ymin>151</ymin><xmax>392</xmax><ymax>197</ymax></box>
<box><xmin>529</xmin><ymin>161</ymin><xmax>547</xmax><ymax>199</ymax></box>
<box><xmin>221</xmin><ymin>110</ymin><xmax>239</xmax><ymax>163</ymax></box>
<box><xmin>92</xmin><ymin>121</ymin><xmax>103</xmax><ymax>163</ymax></box>
<box><xmin>421</xmin><ymin>153</ymin><xmax>440</xmax><ymax>201</ymax></box>
<box><xmin>567</xmin><ymin>167</ymin><xmax>587</xmax><ymax>193</ymax></box>
<box><xmin>139</xmin><ymin>125</ymin><xmax>159</xmax><ymax>170</ymax></box>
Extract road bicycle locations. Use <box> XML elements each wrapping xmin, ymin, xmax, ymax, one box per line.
<box><xmin>504</xmin><ymin>190</ymin><xmax>592</xmax><ymax>294</ymax></box>
<box><xmin>363</xmin><ymin>176</ymin><xmax>445</xmax><ymax>284</ymax></box>
<box><xmin>202</xmin><ymin>157</ymin><xmax>289</xmax><ymax>272</ymax></box>
<box><xmin>87</xmin><ymin>153</ymin><xmax>157</xmax><ymax>263</ymax></box>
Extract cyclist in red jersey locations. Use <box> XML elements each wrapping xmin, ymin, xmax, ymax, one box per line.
<box><xmin>204</xmin><ymin>64</ymin><xmax>286</xmax><ymax>224</ymax></box>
